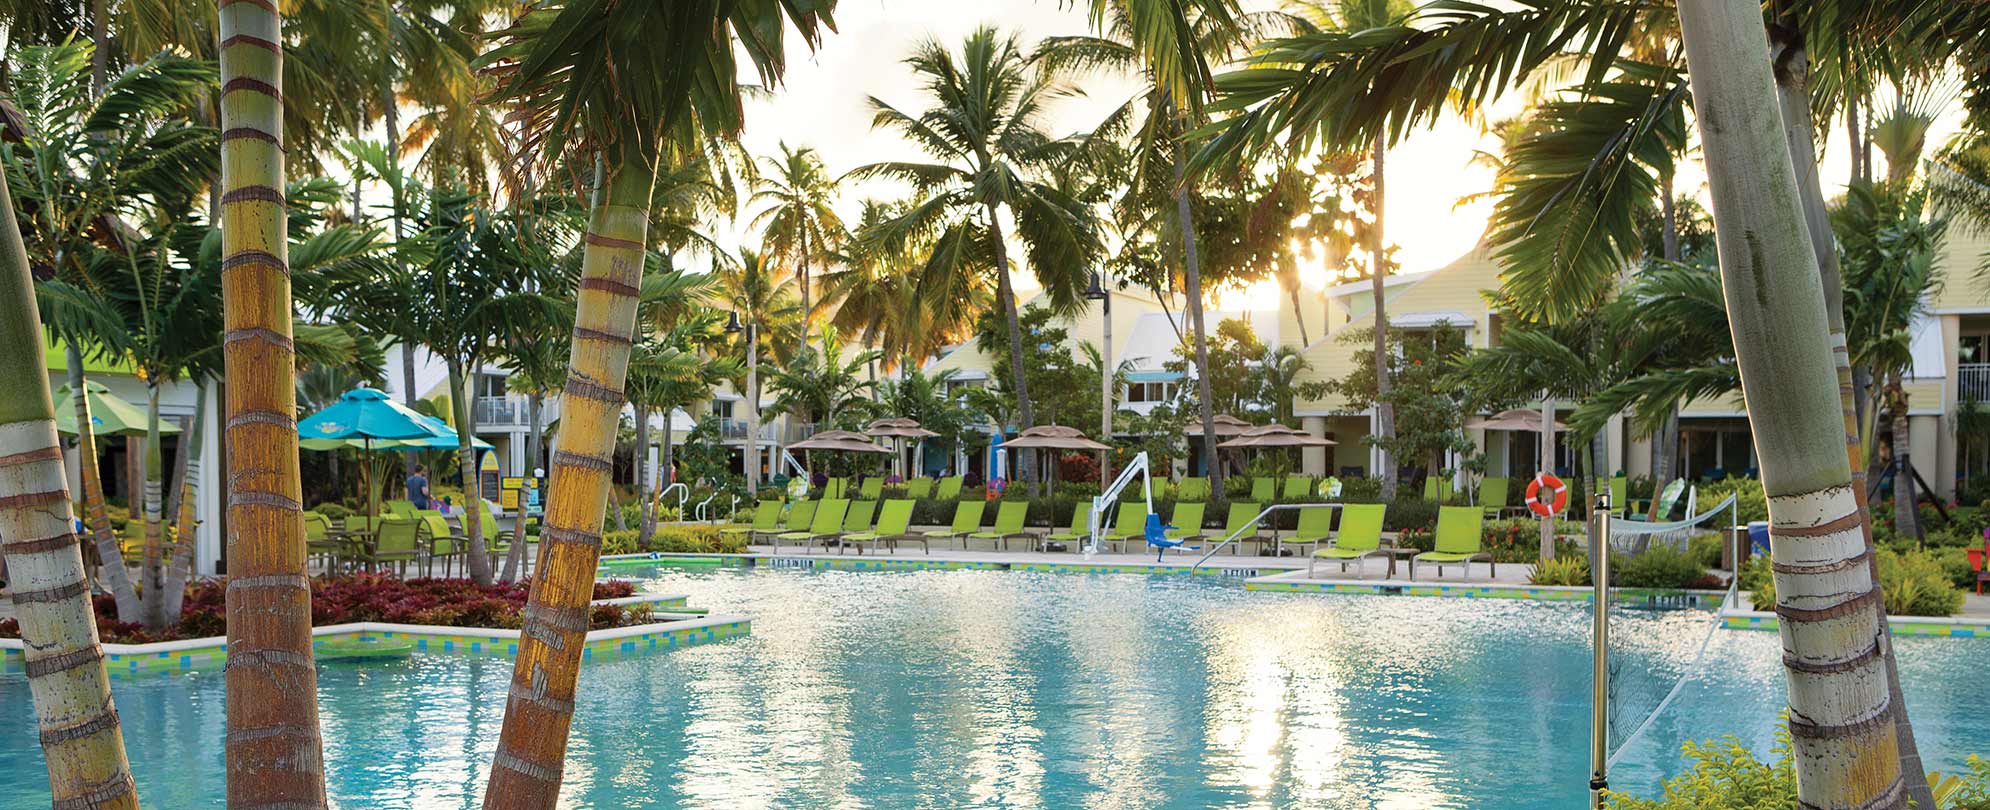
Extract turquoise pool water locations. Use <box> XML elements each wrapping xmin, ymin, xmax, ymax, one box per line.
<box><xmin>3</xmin><ymin>567</ymin><xmax>1987</xmax><ymax>808</ymax></box>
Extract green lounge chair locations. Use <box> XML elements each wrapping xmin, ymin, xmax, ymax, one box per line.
<box><xmin>1163</xmin><ymin>502</ymin><xmax>1208</xmax><ymax>545</ymax></box>
<box><xmin>1282</xmin><ymin>506</ymin><xmax>1335</xmax><ymax>556</ymax></box>
<box><xmin>359</xmin><ymin>517</ymin><xmax>422</xmax><ymax>575</ymax></box>
<box><xmin>1103</xmin><ymin>502</ymin><xmax>1148</xmax><ymax>553</ymax></box>
<box><xmin>859</xmin><ymin>477</ymin><xmax>883</xmax><ymax>501</ymax></box>
<box><xmin>1039</xmin><ymin>502</ymin><xmax>1093</xmax><ymax>552</ymax></box>
<box><xmin>906</xmin><ymin>478</ymin><xmax>934</xmax><ymax>499</ymax></box>
<box><xmin>843</xmin><ymin>500</ymin><xmax>917</xmax><ymax>555</ymax></box>
<box><xmin>1176</xmin><ymin>477</ymin><xmax>1208</xmax><ymax>502</ymax></box>
<box><xmin>1310</xmin><ymin>503</ymin><xmax>1390</xmax><ymax>577</ymax></box>
<box><xmin>831</xmin><ymin>500</ymin><xmax>877</xmax><ymax>548</ymax></box>
<box><xmin>969</xmin><ymin>501</ymin><xmax>1032</xmax><ymax>551</ymax></box>
<box><xmin>1609</xmin><ymin>476</ymin><xmax>1628</xmax><ymax>516</ymax></box>
<box><xmin>1215</xmin><ymin>501</ymin><xmax>1266</xmax><ymax>556</ymax></box>
<box><xmin>1422</xmin><ymin>476</ymin><xmax>1440</xmax><ymax>501</ymax></box>
<box><xmin>384</xmin><ymin>499</ymin><xmax>417</xmax><ymax>517</ymax></box>
<box><xmin>1249</xmin><ymin>477</ymin><xmax>1274</xmax><ymax>504</ymax></box>
<box><xmin>1283</xmin><ymin>476</ymin><xmax>1313</xmax><ymax>499</ymax></box>
<box><xmin>935</xmin><ymin>475</ymin><xmax>964</xmax><ymax>500</ymax></box>
<box><xmin>925</xmin><ymin>500</ymin><xmax>986</xmax><ymax>549</ymax></box>
<box><xmin>1478</xmin><ymin>478</ymin><xmax>1511</xmax><ymax>519</ymax></box>
<box><xmin>776</xmin><ymin>498</ymin><xmax>849</xmax><ymax>554</ymax></box>
<box><xmin>760</xmin><ymin>500</ymin><xmax>817</xmax><ymax>545</ymax></box>
<box><xmin>723</xmin><ymin>499</ymin><xmax>784</xmax><ymax>540</ymax></box>
<box><xmin>1413</xmin><ymin>506</ymin><xmax>1492</xmax><ymax>580</ymax></box>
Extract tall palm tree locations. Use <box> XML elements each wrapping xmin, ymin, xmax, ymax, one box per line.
<box><xmin>215</xmin><ymin>0</ymin><xmax>328</xmax><ymax>805</ymax></box>
<box><xmin>852</xmin><ymin>27</ymin><xmax>1104</xmax><ymax>494</ymax></box>
<box><xmin>478</xmin><ymin>4</ymin><xmax>834</xmax><ymax>805</ymax></box>
<box><xmin>767</xmin><ymin>326</ymin><xmax>881</xmax><ymax>429</ymax></box>
<box><xmin>0</xmin><ymin>153</ymin><xmax>140</xmax><ymax>810</ymax></box>
<box><xmin>718</xmin><ymin>248</ymin><xmax>803</xmax><ymax>484</ymax></box>
<box><xmin>750</xmin><ymin>142</ymin><xmax>843</xmax><ymax>331</ymax></box>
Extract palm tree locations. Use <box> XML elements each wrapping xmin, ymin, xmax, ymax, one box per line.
<box><xmin>750</xmin><ymin>142</ymin><xmax>844</xmax><ymax>331</ymax></box>
<box><xmin>214</xmin><ymin>1</ymin><xmax>328</xmax><ymax>804</ymax></box>
<box><xmin>0</xmin><ymin>153</ymin><xmax>140</xmax><ymax>810</ymax></box>
<box><xmin>767</xmin><ymin>326</ymin><xmax>881</xmax><ymax>430</ymax></box>
<box><xmin>478</xmin><ymin>4</ymin><xmax>834</xmax><ymax>804</ymax></box>
<box><xmin>852</xmin><ymin>27</ymin><xmax>1104</xmax><ymax>494</ymax></box>
<box><xmin>718</xmin><ymin>248</ymin><xmax>803</xmax><ymax>485</ymax></box>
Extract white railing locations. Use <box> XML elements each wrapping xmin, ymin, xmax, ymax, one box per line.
<box><xmin>1961</xmin><ymin>364</ymin><xmax>1990</xmax><ymax>404</ymax></box>
<box><xmin>474</xmin><ymin>395</ymin><xmax>557</xmax><ymax>429</ymax></box>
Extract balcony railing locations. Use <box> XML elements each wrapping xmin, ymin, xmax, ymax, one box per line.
<box><xmin>474</xmin><ymin>395</ymin><xmax>556</xmax><ymax>429</ymax></box>
<box><xmin>1962</xmin><ymin>364</ymin><xmax>1990</xmax><ymax>404</ymax></box>
<box><xmin>716</xmin><ymin>418</ymin><xmax>816</xmax><ymax>444</ymax></box>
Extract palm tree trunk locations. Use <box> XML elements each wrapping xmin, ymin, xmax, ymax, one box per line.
<box><xmin>1769</xmin><ymin>8</ymin><xmax>1932</xmax><ymax>801</ymax></box>
<box><xmin>659</xmin><ymin>409</ymin><xmax>675</xmax><ymax>499</ymax></box>
<box><xmin>1288</xmin><ymin>283</ymin><xmax>1311</xmax><ymax>346</ymax></box>
<box><xmin>1371</xmin><ymin>133</ymin><xmax>1396</xmax><ymax>500</ymax></box>
<box><xmin>69</xmin><ymin>358</ymin><xmax>140</xmax><ymax>622</ymax></box>
<box><xmin>634</xmin><ymin>403</ymin><xmax>653</xmax><ymax>550</ymax></box>
<box><xmin>984</xmin><ymin>201</ymin><xmax>1036</xmax><ymax>494</ymax></box>
<box><xmin>1678</xmin><ymin>4</ymin><xmax>1907</xmax><ymax>807</ymax></box>
<box><xmin>138</xmin><ymin>385</ymin><xmax>167</xmax><ymax>629</ymax></box>
<box><xmin>1891</xmin><ymin>383</ymin><xmax>1918</xmax><ymax>540</ymax></box>
<box><xmin>1174</xmin><ymin>158</ymin><xmax>1224</xmax><ymax>503</ymax></box>
<box><xmin>217</xmin><ymin>3</ymin><xmax>329</xmax><ymax>804</ymax></box>
<box><xmin>449</xmin><ymin>360</ymin><xmax>492</xmax><ymax>584</ymax></box>
<box><xmin>745</xmin><ymin>323</ymin><xmax>760</xmax><ymax>491</ymax></box>
<box><xmin>162</xmin><ymin>382</ymin><xmax>205</xmax><ymax>622</ymax></box>
<box><xmin>484</xmin><ymin>142</ymin><xmax>660</xmax><ymax>810</ymax></box>
<box><xmin>0</xmin><ymin>165</ymin><xmax>140</xmax><ymax>810</ymax></box>
<box><xmin>1101</xmin><ymin>288</ymin><xmax>1114</xmax><ymax>483</ymax></box>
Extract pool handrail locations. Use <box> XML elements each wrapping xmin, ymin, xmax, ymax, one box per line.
<box><xmin>1188</xmin><ymin>503</ymin><xmax>1340</xmax><ymax>573</ymax></box>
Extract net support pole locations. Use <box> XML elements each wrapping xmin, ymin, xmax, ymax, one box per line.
<box><xmin>1589</xmin><ymin>491</ymin><xmax>1612</xmax><ymax>808</ymax></box>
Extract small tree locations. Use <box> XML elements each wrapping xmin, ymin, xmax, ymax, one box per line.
<box><xmin>1327</xmin><ymin>324</ymin><xmax>1473</xmax><ymax>484</ymax></box>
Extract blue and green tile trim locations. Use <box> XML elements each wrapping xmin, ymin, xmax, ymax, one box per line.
<box><xmin>1722</xmin><ymin>611</ymin><xmax>1986</xmax><ymax>638</ymax></box>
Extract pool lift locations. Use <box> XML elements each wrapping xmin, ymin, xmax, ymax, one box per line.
<box><xmin>1084</xmin><ymin>452</ymin><xmax>1183</xmax><ymax>561</ymax></box>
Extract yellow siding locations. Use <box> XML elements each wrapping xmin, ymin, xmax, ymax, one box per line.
<box><xmin>1931</xmin><ymin>224</ymin><xmax>1990</xmax><ymax>312</ymax></box>
<box><xmin>1296</xmin><ymin>243</ymin><xmax>1504</xmax><ymax>414</ymax></box>
<box><xmin>1678</xmin><ymin>380</ymin><xmax>1942</xmax><ymax>417</ymax></box>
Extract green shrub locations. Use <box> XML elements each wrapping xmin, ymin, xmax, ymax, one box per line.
<box><xmin>1612</xmin><ymin>545</ymin><xmax>1707</xmax><ymax>590</ymax></box>
<box><xmin>1396</xmin><ymin>526</ymin><xmax>1434</xmax><ymax>552</ymax></box>
<box><xmin>1930</xmin><ymin>546</ymin><xmax>1979</xmax><ymax>589</ymax></box>
<box><xmin>1335</xmin><ymin>476</ymin><xmax>1382</xmax><ymax>501</ymax></box>
<box><xmin>1482</xmin><ymin>519</ymin><xmax>1546</xmax><ymax>563</ymax></box>
<box><xmin>599</xmin><ymin>525</ymin><xmax>744</xmax><ymax>556</ymax></box>
<box><xmin>601</xmin><ymin>530</ymin><xmax>639</xmax><ymax>556</ymax></box>
<box><xmin>1603</xmin><ymin>737</ymin><xmax>1796</xmax><ymax>809</ymax></box>
<box><xmin>1878</xmin><ymin>547</ymin><xmax>1966</xmax><ymax>617</ymax></box>
<box><xmin>1530</xmin><ymin>554</ymin><xmax>1591</xmax><ymax>587</ymax></box>
<box><xmin>312</xmin><ymin>502</ymin><xmax>352</xmax><ymax>520</ymax></box>
<box><xmin>1686</xmin><ymin>532</ymin><xmax>1726</xmax><ymax>569</ymax></box>
<box><xmin>1379</xmin><ymin>499</ymin><xmax>1439</xmax><ymax>532</ymax></box>
<box><xmin>1697</xmin><ymin>477</ymin><xmax>1768</xmax><ymax>525</ymax></box>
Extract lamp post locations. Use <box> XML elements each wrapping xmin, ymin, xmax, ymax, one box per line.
<box><xmin>725</xmin><ymin>311</ymin><xmax>758</xmax><ymax>491</ymax></box>
<box><xmin>1086</xmin><ymin>271</ymin><xmax>1112</xmax><ymax>483</ymax></box>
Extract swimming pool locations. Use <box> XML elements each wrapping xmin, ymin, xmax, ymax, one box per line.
<box><xmin>3</xmin><ymin>566</ymin><xmax>1986</xmax><ymax>808</ymax></box>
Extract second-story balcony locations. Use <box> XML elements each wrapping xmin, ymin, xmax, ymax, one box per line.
<box><xmin>717</xmin><ymin>418</ymin><xmax>816</xmax><ymax>444</ymax></box>
<box><xmin>1961</xmin><ymin>364</ymin><xmax>1990</xmax><ymax>404</ymax></box>
<box><xmin>474</xmin><ymin>395</ymin><xmax>557</xmax><ymax>430</ymax></box>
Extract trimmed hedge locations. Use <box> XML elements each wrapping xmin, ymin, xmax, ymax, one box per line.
<box><xmin>601</xmin><ymin>524</ymin><xmax>747</xmax><ymax>556</ymax></box>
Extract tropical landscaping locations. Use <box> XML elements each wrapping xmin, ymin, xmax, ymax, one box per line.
<box><xmin>3</xmin><ymin>1</ymin><xmax>1990</xmax><ymax>809</ymax></box>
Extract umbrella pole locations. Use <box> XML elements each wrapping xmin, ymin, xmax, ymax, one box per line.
<box><xmin>366</xmin><ymin>437</ymin><xmax>377</xmax><ymax>519</ymax></box>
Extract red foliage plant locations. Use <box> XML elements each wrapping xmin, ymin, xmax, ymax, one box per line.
<box><xmin>0</xmin><ymin>576</ymin><xmax>647</xmax><ymax>644</ymax></box>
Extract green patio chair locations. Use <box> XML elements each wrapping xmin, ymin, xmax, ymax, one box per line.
<box><xmin>1478</xmin><ymin>478</ymin><xmax>1511</xmax><ymax>519</ymax></box>
<box><xmin>760</xmin><ymin>500</ymin><xmax>817</xmax><ymax>545</ymax></box>
<box><xmin>304</xmin><ymin>511</ymin><xmax>341</xmax><ymax>572</ymax></box>
<box><xmin>1176</xmin><ymin>477</ymin><xmax>1208</xmax><ymax>501</ymax></box>
<box><xmin>415</xmin><ymin>510</ymin><xmax>464</xmax><ymax>577</ymax></box>
<box><xmin>924</xmin><ymin>500</ymin><xmax>986</xmax><ymax>549</ymax></box>
<box><xmin>476</xmin><ymin>502</ymin><xmax>510</xmax><ymax>557</ymax></box>
<box><xmin>776</xmin><ymin>498</ymin><xmax>849</xmax><ymax>554</ymax></box>
<box><xmin>1282</xmin><ymin>506</ymin><xmax>1335</xmax><ymax>556</ymax></box>
<box><xmin>1039</xmin><ymin>502</ymin><xmax>1093</xmax><ymax>552</ymax></box>
<box><xmin>1413</xmin><ymin>506</ymin><xmax>1492</xmax><ymax>580</ymax></box>
<box><xmin>1609</xmin><ymin>476</ymin><xmax>1628</xmax><ymax>516</ymax></box>
<box><xmin>1422</xmin><ymin>476</ymin><xmax>1439</xmax><ymax>501</ymax></box>
<box><xmin>969</xmin><ymin>501</ymin><xmax>1032</xmax><ymax>551</ymax></box>
<box><xmin>722</xmin><ymin>500</ymin><xmax>784</xmax><ymax>540</ymax></box>
<box><xmin>935</xmin><ymin>475</ymin><xmax>964</xmax><ymax>500</ymax></box>
<box><xmin>1249</xmin><ymin>477</ymin><xmax>1274</xmax><ymax>503</ymax></box>
<box><xmin>1283</xmin><ymin>476</ymin><xmax>1313</xmax><ymax>499</ymax></box>
<box><xmin>383</xmin><ymin>499</ymin><xmax>417</xmax><ymax>517</ymax></box>
<box><xmin>1215</xmin><ymin>501</ymin><xmax>1266</xmax><ymax>556</ymax></box>
<box><xmin>843</xmin><ymin>500</ymin><xmax>917</xmax><ymax>555</ymax></box>
<box><xmin>859</xmin><ymin>477</ymin><xmax>883</xmax><ymax>501</ymax></box>
<box><xmin>906</xmin><ymin>478</ymin><xmax>934</xmax><ymax>499</ymax></box>
<box><xmin>1311</xmin><ymin>503</ymin><xmax>1389</xmax><ymax>577</ymax></box>
<box><xmin>1103</xmin><ymin>502</ymin><xmax>1148</xmax><ymax>553</ymax></box>
<box><xmin>359</xmin><ymin>517</ymin><xmax>422</xmax><ymax>575</ymax></box>
<box><xmin>1163</xmin><ymin>502</ymin><xmax>1208</xmax><ymax>544</ymax></box>
<box><xmin>832</xmin><ymin>500</ymin><xmax>878</xmax><ymax>548</ymax></box>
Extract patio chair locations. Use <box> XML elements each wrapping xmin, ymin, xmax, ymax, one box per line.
<box><xmin>759</xmin><ymin>500</ymin><xmax>817</xmax><ymax>546</ymax></box>
<box><xmin>924</xmin><ymin>500</ymin><xmax>985</xmax><ymax>549</ymax></box>
<box><xmin>843</xmin><ymin>500</ymin><xmax>917</xmax><ymax>555</ymax></box>
<box><xmin>1176</xmin><ymin>477</ymin><xmax>1208</xmax><ymax>502</ymax></box>
<box><xmin>383</xmin><ymin>499</ymin><xmax>417</xmax><ymax>517</ymax></box>
<box><xmin>359</xmin><ymin>517</ymin><xmax>422</xmax><ymax>575</ymax></box>
<box><xmin>935</xmin><ymin>475</ymin><xmax>964</xmax><ymax>500</ymax></box>
<box><xmin>968</xmin><ymin>501</ymin><xmax>1033</xmax><ymax>551</ymax></box>
<box><xmin>415</xmin><ymin>511</ymin><xmax>464</xmax><ymax>577</ymax></box>
<box><xmin>859</xmin><ymin>477</ymin><xmax>883</xmax><ymax>501</ymax></box>
<box><xmin>473</xmin><ymin>502</ymin><xmax>510</xmax><ymax>558</ymax></box>
<box><xmin>304</xmin><ymin>511</ymin><xmax>341</xmax><ymax>572</ymax></box>
<box><xmin>1215</xmin><ymin>501</ymin><xmax>1267</xmax><ymax>555</ymax></box>
<box><xmin>1038</xmin><ymin>502</ymin><xmax>1093</xmax><ymax>552</ymax></box>
<box><xmin>1478</xmin><ymin>478</ymin><xmax>1512</xmax><ymax>519</ymax></box>
<box><xmin>1283</xmin><ymin>476</ymin><xmax>1313</xmax><ymax>499</ymax></box>
<box><xmin>1163</xmin><ymin>502</ymin><xmax>1209</xmax><ymax>546</ymax></box>
<box><xmin>722</xmin><ymin>500</ymin><xmax>784</xmax><ymax>542</ymax></box>
<box><xmin>775</xmin><ymin>499</ymin><xmax>849</xmax><ymax>554</ymax></box>
<box><xmin>1310</xmin><ymin>504</ymin><xmax>1390</xmax><ymax>578</ymax></box>
<box><xmin>1249</xmin><ymin>477</ymin><xmax>1274</xmax><ymax>503</ymax></box>
<box><xmin>1609</xmin><ymin>476</ymin><xmax>1628</xmax><ymax>516</ymax></box>
<box><xmin>1412</xmin><ymin>506</ymin><xmax>1492</xmax><ymax>580</ymax></box>
<box><xmin>906</xmin><ymin>478</ymin><xmax>934</xmax><ymax>499</ymax></box>
<box><xmin>830</xmin><ymin>500</ymin><xmax>878</xmax><ymax>549</ymax></box>
<box><xmin>1282</xmin><ymin>506</ymin><xmax>1335</xmax><ymax>557</ymax></box>
<box><xmin>1103</xmin><ymin>502</ymin><xmax>1149</xmax><ymax>553</ymax></box>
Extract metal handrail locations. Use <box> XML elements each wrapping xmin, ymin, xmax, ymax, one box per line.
<box><xmin>693</xmin><ymin>491</ymin><xmax>716</xmax><ymax>522</ymax></box>
<box><xmin>1187</xmin><ymin>503</ymin><xmax>1341</xmax><ymax>573</ymax></box>
<box><xmin>657</xmin><ymin>482</ymin><xmax>688</xmax><ymax>519</ymax></box>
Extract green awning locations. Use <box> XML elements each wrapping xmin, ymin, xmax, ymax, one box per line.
<box><xmin>52</xmin><ymin>381</ymin><xmax>181</xmax><ymax>437</ymax></box>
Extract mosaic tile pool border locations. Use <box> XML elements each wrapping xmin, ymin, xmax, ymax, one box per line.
<box><xmin>0</xmin><ymin>595</ymin><xmax>743</xmax><ymax>679</ymax></box>
<box><xmin>599</xmin><ymin>552</ymin><xmax>1270</xmax><ymax>578</ymax></box>
<box><xmin>1720</xmin><ymin>610</ymin><xmax>1986</xmax><ymax>638</ymax></box>
<box><xmin>1244</xmin><ymin>579</ymin><xmax>1728</xmax><ymax>609</ymax></box>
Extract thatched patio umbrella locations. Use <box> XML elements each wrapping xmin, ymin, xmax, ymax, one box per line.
<box><xmin>866</xmin><ymin>417</ymin><xmax>941</xmax><ymax>479</ymax></box>
<box><xmin>788</xmin><ymin>429</ymin><xmax>892</xmax><ymax>490</ymax></box>
<box><xmin>1001</xmin><ymin>425</ymin><xmax>1112</xmax><ymax>493</ymax></box>
<box><xmin>1184</xmin><ymin>413</ymin><xmax>1253</xmax><ymax>437</ymax></box>
<box><xmin>1215</xmin><ymin>423</ymin><xmax>1335</xmax><ymax>450</ymax></box>
<box><xmin>1464</xmin><ymin>408</ymin><xmax>1567</xmax><ymax>432</ymax></box>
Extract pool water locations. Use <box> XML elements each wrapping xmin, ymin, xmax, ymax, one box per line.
<box><xmin>3</xmin><ymin>567</ymin><xmax>1986</xmax><ymax>808</ymax></box>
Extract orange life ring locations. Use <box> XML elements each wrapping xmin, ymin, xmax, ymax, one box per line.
<box><xmin>1525</xmin><ymin>473</ymin><xmax>1568</xmax><ymax>517</ymax></box>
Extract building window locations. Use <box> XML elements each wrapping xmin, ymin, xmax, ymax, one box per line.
<box><xmin>1126</xmin><ymin>382</ymin><xmax>1175</xmax><ymax>403</ymax></box>
<box><xmin>476</xmin><ymin>374</ymin><xmax>508</xmax><ymax>398</ymax></box>
<box><xmin>714</xmin><ymin>401</ymin><xmax>735</xmax><ymax>420</ymax></box>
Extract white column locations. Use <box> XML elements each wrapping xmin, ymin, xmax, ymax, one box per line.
<box><xmin>197</xmin><ymin>383</ymin><xmax>224</xmax><ymax>575</ymax></box>
<box><xmin>1301</xmin><ymin>416</ymin><xmax>1328</xmax><ymax>476</ymax></box>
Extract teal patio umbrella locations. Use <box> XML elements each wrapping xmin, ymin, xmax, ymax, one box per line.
<box><xmin>298</xmin><ymin>388</ymin><xmax>438</xmax><ymax>517</ymax></box>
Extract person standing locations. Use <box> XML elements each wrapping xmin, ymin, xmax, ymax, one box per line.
<box><xmin>407</xmin><ymin>464</ymin><xmax>431</xmax><ymax>510</ymax></box>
